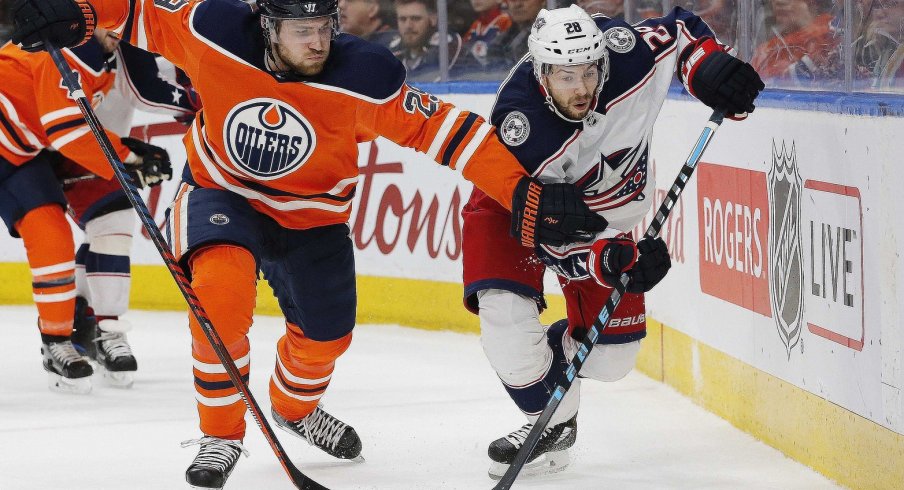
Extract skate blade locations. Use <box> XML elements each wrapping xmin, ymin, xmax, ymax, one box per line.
<box><xmin>488</xmin><ymin>450</ymin><xmax>571</xmax><ymax>480</ymax></box>
<box><xmin>101</xmin><ymin>370</ymin><xmax>134</xmax><ymax>389</ymax></box>
<box><xmin>275</xmin><ymin>422</ymin><xmax>365</xmax><ymax>463</ymax></box>
<box><xmin>47</xmin><ymin>372</ymin><xmax>92</xmax><ymax>395</ymax></box>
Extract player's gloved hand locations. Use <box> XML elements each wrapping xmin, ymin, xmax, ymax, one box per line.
<box><xmin>679</xmin><ymin>38</ymin><xmax>764</xmax><ymax>120</ymax></box>
<box><xmin>588</xmin><ymin>236</ymin><xmax>671</xmax><ymax>293</ymax></box>
<box><xmin>511</xmin><ymin>177</ymin><xmax>608</xmax><ymax>248</ymax></box>
<box><xmin>10</xmin><ymin>0</ymin><xmax>95</xmax><ymax>53</ymax></box>
<box><xmin>121</xmin><ymin>137</ymin><xmax>173</xmax><ymax>189</ymax></box>
<box><xmin>587</xmin><ymin>237</ymin><xmax>639</xmax><ymax>287</ymax></box>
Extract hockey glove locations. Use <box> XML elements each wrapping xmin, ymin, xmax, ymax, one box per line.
<box><xmin>627</xmin><ymin>237</ymin><xmax>671</xmax><ymax>293</ymax></box>
<box><xmin>587</xmin><ymin>237</ymin><xmax>639</xmax><ymax>288</ymax></box>
<box><xmin>121</xmin><ymin>137</ymin><xmax>173</xmax><ymax>189</ymax></box>
<box><xmin>679</xmin><ymin>38</ymin><xmax>764</xmax><ymax>119</ymax></box>
<box><xmin>11</xmin><ymin>0</ymin><xmax>95</xmax><ymax>53</ymax></box>
<box><xmin>511</xmin><ymin>177</ymin><xmax>608</xmax><ymax>248</ymax></box>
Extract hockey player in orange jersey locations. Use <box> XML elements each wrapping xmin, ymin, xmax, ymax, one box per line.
<box><xmin>11</xmin><ymin>0</ymin><xmax>607</xmax><ymax>487</ymax></box>
<box><xmin>0</xmin><ymin>29</ymin><xmax>171</xmax><ymax>395</ymax></box>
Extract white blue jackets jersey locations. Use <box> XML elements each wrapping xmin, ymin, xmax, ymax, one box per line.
<box><xmin>491</xmin><ymin>7</ymin><xmax>719</xmax><ymax>278</ymax></box>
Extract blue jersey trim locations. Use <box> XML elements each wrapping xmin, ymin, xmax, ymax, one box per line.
<box><xmin>415</xmin><ymin>82</ymin><xmax>904</xmax><ymax>117</ymax></box>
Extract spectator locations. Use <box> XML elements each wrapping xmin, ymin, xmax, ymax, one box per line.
<box><xmin>339</xmin><ymin>0</ymin><xmax>397</xmax><ymax>47</ymax></box>
<box><xmin>853</xmin><ymin>0</ymin><xmax>903</xmax><ymax>91</ymax></box>
<box><xmin>751</xmin><ymin>0</ymin><xmax>839</xmax><ymax>87</ymax></box>
<box><xmin>479</xmin><ymin>0</ymin><xmax>545</xmax><ymax>75</ymax></box>
<box><xmin>449</xmin><ymin>1</ymin><xmax>479</xmax><ymax>35</ymax></box>
<box><xmin>390</xmin><ymin>0</ymin><xmax>463</xmax><ymax>82</ymax></box>
<box><xmin>670</xmin><ymin>0</ymin><xmax>736</xmax><ymax>45</ymax></box>
<box><xmin>1</xmin><ymin>3</ymin><xmax>11</xmax><ymax>44</ymax></box>
<box><xmin>460</xmin><ymin>0</ymin><xmax>513</xmax><ymax>69</ymax></box>
<box><xmin>575</xmin><ymin>0</ymin><xmax>625</xmax><ymax>19</ymax></box>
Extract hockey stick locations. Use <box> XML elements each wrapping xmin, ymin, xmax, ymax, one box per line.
<box><xmin>45</xmin><ymin>43</ymin><xmax>329</xmax><ymax>490</ymax></box>
<box><xmin>492</xmin><ymin>110</ymin><xmax>725</xmax><ymax>490</ymax></box>
<box><xmin>61</xmin><ymin>174</ymin><xmax>99</xmax><ymax>185</ymax></box>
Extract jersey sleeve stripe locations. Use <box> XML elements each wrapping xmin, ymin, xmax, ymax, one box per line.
<box><xmin>49</xmin><ymin>126</ymin><xmax>91</xmax><ymax>150</ymax></box>
<box><xmin>45</xmin><ymin>118</ymin><xmax>87</xmax><ymax>137</ymax></box>
<box><xmin>40</xmin><ymin>107</ymin><xmax>84</xmax><ymax>126</ymax></box>
<box><xmin>0</xmin><ymin>112</ymin><xmax>38</xmax><ymax>155</ymax></box>
<box><xmin>452</xmin><ymin>122</ymin><xmax>494</xmax><ymax>173</ymax></box>
<box><xmin>441</xmin><ymin>112</ymin><xmax>480</xmax><ymax>167</ymax></box>
<box><xmin>425</xmin><ymin>107</ymin><xmax>462</xmax><ymax>160</ymax></box>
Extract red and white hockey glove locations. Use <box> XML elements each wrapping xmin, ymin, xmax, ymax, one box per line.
<box><xmin>587</xmin><ymin>237</ymin><xmax>638</xmax><ymax>288</ymax></box>
<box><xmin>678</xmin><ymin>37</ymin><xmax>765</xmax><ymax>121</ymax></box>
<box><xmin>587</xmin><ymin>237</ymin><xmax>672</xmax><ymax>293</ymax></box>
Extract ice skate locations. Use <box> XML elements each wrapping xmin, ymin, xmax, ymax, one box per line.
<box><xmin>182</xmin><ymin>436</ymin><xmax>249</xmax><ymax>490</ymax></box>
<box><xmin>92</xmin><ymin>319</ymin><xmax>137</xmax><ymax>388</ymax></box>
<box><xmin>70</xmin><ymin>296</ymin><xmax>98</xmax><ymax>359</ymax></box>
<box><xmin>272</xmin><ymin>405</ymin><xmax>364</xmax><ymax>462</ymax></box>
<box><xmin>41</xmin><ymin>334</ymin><xmax>93</xmax><ymax>395</ymax></box>
<box><xmin>487</xmin><ymin>415</ymin><xmax>577</xmax><ymax>479</ymax></box>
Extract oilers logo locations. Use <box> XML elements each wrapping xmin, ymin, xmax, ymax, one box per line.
<box><xmin>224</xmin><ymin>99</ymin><xmax>316</xmax><ymax>180</ymax></box>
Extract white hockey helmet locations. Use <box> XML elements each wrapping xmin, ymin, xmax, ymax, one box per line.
<box><xmin>528</xmin><ymin>5</ymin><xmax>609</xmax><ymax>121</ymax></box>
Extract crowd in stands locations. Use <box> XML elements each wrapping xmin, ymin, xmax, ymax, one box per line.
<box><xmin>1</xmin><ymin>0</ymin><xmax>901</xmax><ymax>91</ymax></box>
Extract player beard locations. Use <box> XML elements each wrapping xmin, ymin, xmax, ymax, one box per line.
<box><xmin>555</xmin><ymin>95</ymin><xmax>593</xmax><ymax>120</ymax></box>
<box><xmin>274</xmin><ymin>42</ymin><xmax>329</xmax><ymax>77</ymax></box>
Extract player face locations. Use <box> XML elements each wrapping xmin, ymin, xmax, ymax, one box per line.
<box><xmin>870</xmin><ymin>0</ymin><xmax>904</xmax><ymax>40</ymax></box>
<box><xmin>272</xmin><ymin>17</ymin><xmax>333</xmax><ymax>76</ymax></box>
<box><xmin>470</xmin><ymin>0</ymin><xmax>500</xmax><ymax>14</ymax></box>
<box><xmin>508</xmin><ymin>0</ymin><xmax>545</xmax><ymax>24</ymax></box>
<box><xmin>544</xmin><ymin>62</ymin><xmax>601</xmax><ymax>120</ymax></box>
<box><xmin>770</xmin><ymin>0</ymin><xmax>811</xmax><ymax>33</ymax></box>
<box><xmin>94</xmin><ymin>28</ymin><xmax>121</xmax><ymax>54</ymax></box>
<box><xmin>396</xmin><ymin>3</ymin><xmax>436</xmax><ymax>50</ymax></box>
<box><xmin>339</xmin><ymin>0</ymin><xmax>377</xmax><ymax>36</ymax></box>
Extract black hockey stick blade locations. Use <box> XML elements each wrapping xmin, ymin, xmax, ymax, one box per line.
<box><xmin>45</xmin><ymin>42</ymin><xmax>329</xmax><ymax>490</ymax></box>
<box><xmin>492</xmin><ymin>110</ymin><xmax>724</xmax><ymax>490</ymax></box>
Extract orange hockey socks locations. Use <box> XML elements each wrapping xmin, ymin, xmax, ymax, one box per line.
<box><xmin>188</xmin><ymin>245</ymin><xmax>257</xmax><ymax>440</ymax></box>
<box><xmin>270</xmin><ymin>323</ymin><xmax>352</xmax><ymax>421</ymax></box>
<box><xmin>16</xmin><ymin>205</ymin><xmax>76</xmax><ymax>336</ymax></box>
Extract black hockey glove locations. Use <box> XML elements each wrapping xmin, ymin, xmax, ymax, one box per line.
<box><xmin>587</xmin><ymin>237</ymin><xmax>639</xmax><ymax>288</ymax></box>
<box><xmin>625</xmin><ymin>237</ymin><xmax>671</xmax><ymax>293</ymax></box>
<box><xmin>10</xmin><ymin>0</ymin><xmax>95</xmax><ymax>53</ymax></box>
<box><xmin>679</xmin><ymin>38</ymin><xmax>765</xmax><ymax>119</ymax></box>
<box><xmin>510</xmin><ymin>177</ymin><xmax>608</xmax><ymax>248</ymax></box>
<box><xmin>121</xmin><ymin>137</ymin><xmax>172</xmax><ymax>189</ymax></box>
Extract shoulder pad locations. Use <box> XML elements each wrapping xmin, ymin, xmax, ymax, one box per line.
<box><xmin>313</xmin><ymin>35</ymin><xmax>405</xmax><ymax>102</ymax></box>
<box><xmin>192</xmin><ymin>0</ymin><xmax>264</xmax><ymax>67</ymax></box>
<box><xmin>492</xmin><ymin>60</ymin><xmax>581</xmax><ymax>174</ymax></box>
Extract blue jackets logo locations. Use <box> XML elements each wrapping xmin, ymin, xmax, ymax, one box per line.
<box><xmin>224</xmin><ymin>99</ymin><xmax>316</xmax><ymax>180</ymax></box>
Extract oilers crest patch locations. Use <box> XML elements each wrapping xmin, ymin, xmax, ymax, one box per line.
<box><xmin>604</xmin><ymin>27</ymin><xmax>635</xmax><ymax>53</ymax></box>
<box><xmin>224</xmin><ymin>99</ymin><xmax>316</xmax><ymax>180</ymax></box>
<box><xmin>500</xmin><ymin>112</ymin><xmax>530</xmax><ymax>147</ymax></box>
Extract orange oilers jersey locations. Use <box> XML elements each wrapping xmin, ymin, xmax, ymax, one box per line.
<box><xmin>0</xmin><ymin>40</ymin><xmax>131</xmax><ymax>179</ymax></box>
<box><xmin>90</xmin><ymin>0</ymin><xmax>528</xmax><ymax>230</ymax></box>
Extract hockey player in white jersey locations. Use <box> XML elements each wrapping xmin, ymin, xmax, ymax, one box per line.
<box><xmin>59</xmin><ymin>31</ymin><xmax>198</xmax><ymax>389</ymax></box>
<box><xmin>461</xmin><ymin>4</ymin><xmax>764</xmax><ymax>478</ymax></box>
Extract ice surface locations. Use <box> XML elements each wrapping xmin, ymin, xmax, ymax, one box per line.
<box><xmin>0</xmin><ymin>307</ymin><xmax>836</xmax><ymax>489</ymax></box>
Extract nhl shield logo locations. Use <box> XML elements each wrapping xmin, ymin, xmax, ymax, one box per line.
<box><xmin>224</xmin><ymin>98</ymin><xmax>316</xmax><ymax>180</ymax></box>
<box><xmin>768</xmin><ymin>141</ymin><xmax>805</xmax><ymax>357</ymax></box>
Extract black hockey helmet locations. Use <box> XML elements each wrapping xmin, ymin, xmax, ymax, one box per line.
<box><xmin>257</xmin><ymin>0</ymin><xmax>339</xmax><ymax>20</ymax></box>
